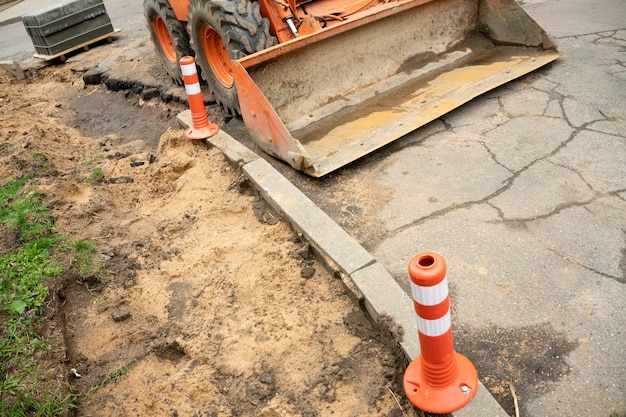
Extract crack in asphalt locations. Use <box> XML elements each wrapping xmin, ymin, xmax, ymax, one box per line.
<box><xmin>554</xmin><ymin>28</ymin><xmax>626</xmax><ymax>40</ymax></box>
<box><xmin>377</xmin><ymin>63</ymin><xmax>624</xmax><ymax>281</ymax></box>
<box><xmin>546</xmin><ymin>245</ymin><xmax>626</xmax><ymax>284</ymax></box>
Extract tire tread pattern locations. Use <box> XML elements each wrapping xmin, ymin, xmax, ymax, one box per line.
<box><xmin>144</xmin><ymin>0</ymin><xmax>194</xmax><ymax>85</ymax></box>
<box><xmin>188</xmin><ymin>0</ymin><xmax>276</xmax><ymax>115</ymax></box>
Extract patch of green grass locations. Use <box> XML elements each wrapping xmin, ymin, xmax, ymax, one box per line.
<box><xmin>86</xmin><ymin>359</ymin><xmax>138</xmax><ymax>396</ymax></box>
<box><xmin>86</xmin><ymin>168</ymin><xmax>104</xmax><ymax>184</ymax></box>
<box><xmin>0</xmin><ymin>178</ymin><xmax>54</xmax><ymax>240</ymax></box>
<box><xmin>32</xmin><ymin>153</ymin><xmax>50</xmax><ymax>171</ymax></box>
<box><xmin>0</xmin><ymin>177</ymin><xmax>26</xmax><ymax>208</ymax></box>
<box><xmin>12</xmin><ymin>153</ymin><xmax>51</xmax><ymax>177</ymax></box>
<box><xmin>81</xmin><ymin>155</ymin><xmax>104</xmax><ymax>167</ymax></box>
<box><xmin>58</xmin><ymin>239</ymin><xmax>101</xmax><ymax>280</ymax></box>
<box><xmin>0</xmin><ymin>176</ymin><xmax>98</xmax><ymax>416</ymax></box>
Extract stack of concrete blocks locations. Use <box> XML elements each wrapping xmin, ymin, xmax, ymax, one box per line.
<box><xmin>21</xmin><ymin>0</ymin><xmax>113</xmax><ymax>56</ymax></box>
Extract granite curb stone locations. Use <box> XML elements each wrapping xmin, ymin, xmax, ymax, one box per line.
<box><xmin>242</xmin><ymin>157</ymin><xmax>376</xmax><ymax>276</ymax></box>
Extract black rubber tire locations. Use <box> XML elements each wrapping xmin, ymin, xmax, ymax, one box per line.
<box><xmin>144</xmin><ymin>0</ymin><xmax>194</xmax><ymax>85</ymax></box>
<box><xmin>187</xmin><ymin>0</ymin><xmax>276</xmax><ymax>116</ymax></box>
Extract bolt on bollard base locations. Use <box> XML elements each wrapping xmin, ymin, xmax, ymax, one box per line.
<box><xmin>404</xmin><ymin>351</ymin><xmax>478</xmax><ymax>414</ymax></box>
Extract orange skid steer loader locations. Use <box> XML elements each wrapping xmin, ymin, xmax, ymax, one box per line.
<box><xmin>144</xmin><ymin>0</ymin><xmax>560</xmax><ymax>177</ymax></box>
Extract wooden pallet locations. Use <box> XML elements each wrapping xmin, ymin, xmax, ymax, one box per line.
<box><xmin>33</xmin><ymin>29</ymin><xmax>121</xmax><ymax>62</ymax></box>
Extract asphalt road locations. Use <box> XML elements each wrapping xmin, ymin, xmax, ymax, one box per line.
<box><xmin>0</xmin><ymin>0</ymin><xmax>144</xmax><ymax>61</ymax></box>
<box><xmin>1</xmin><ymin>1</ymin><xmax>624</xmax><ymax>417</ymax></box>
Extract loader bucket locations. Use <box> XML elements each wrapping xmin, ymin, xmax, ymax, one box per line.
<box><xmin>232</xmin><ymin>0</ymin><xmax>561</xmax><ymax>177</ymax></box>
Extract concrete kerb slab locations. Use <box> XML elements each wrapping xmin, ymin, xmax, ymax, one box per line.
<box><xmin>350</xmin><ymin>262</ymin><xmax>419</xmax><ymax>357</ymax></box>
<box><xmin>0</xmin><ymin>11</ymin><xmax>20</xmax><ymax>27</ymax></box>
<box><xmin>242</xmin><ymin>158</ymin><xmax>376</xmax><ymax>276</ymax></box>
<box><xmin>0</xmin><ymin>0</ymin><xmax>53</xmax><ymax>27</ymax></box>
<box><xmin>0</xmin><ymin>0</ymin><xmax>24</xmax><ymax>15</ymax></box>
<box><xmin>176</xmin><ymin>110</ymin><xmax>258</xmax><ymax>166</ymax></box>
<box><xmin>0</xmin><ymin>60</ymin><xmax>25</xmax><ymax>79</ymax></box>
<box><xmin>176</xmin><ymin>114</ymin><xmax>510</xmax><ymax>416</ymax></box>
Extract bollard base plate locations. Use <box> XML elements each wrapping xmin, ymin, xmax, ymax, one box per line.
<box><xmin>403</xmin><ymin>352</ymin><xmax>478</xmax><ymax>414</ymax></box>
<box><xmin>186</xmin><ymin>124</ymin><xmax>220</xmax><ymax>140</ymax></box>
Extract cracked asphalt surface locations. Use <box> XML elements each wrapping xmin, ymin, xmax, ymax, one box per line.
<box><xmin>1</xmin><ymin>0</ymin><xmax>624</xmax><ymax>416</ymax></box>
<box><xmin>263</xmin><ymin>6</ymin><xmax>626</xmax><ymax>416</ymax></box>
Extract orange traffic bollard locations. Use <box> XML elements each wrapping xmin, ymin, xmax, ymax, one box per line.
<box><xmin>179</xmin><ymin>56</ymin><xmax>219</xmax><ymax>140</ymax></box>
<box><xmin>403</xmin><ymin>252</ymin><xmax>478</xmax><ymax>414</ymax></box>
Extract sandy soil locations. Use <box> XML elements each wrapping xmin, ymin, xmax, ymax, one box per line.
<box><xmin>0</xmin><ymin>63</ymin><xmax>425</xmax><ymax>417</ymax></box>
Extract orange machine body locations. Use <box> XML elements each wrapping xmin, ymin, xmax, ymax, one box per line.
<box><xmin>147</xmin><ymin>0</ymin><xmax>561</xmax><ymax>176</ymax></box>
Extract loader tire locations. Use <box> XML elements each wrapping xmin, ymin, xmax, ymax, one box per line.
<box><xmin>187</xmin><ymin>0</ymin><xmax>276</xmax><ymax>116</ymax></box>
<box><xmin>144</xmin><ymin>0</ymin><xmax>193</xmax><ymax>85</ymax></box>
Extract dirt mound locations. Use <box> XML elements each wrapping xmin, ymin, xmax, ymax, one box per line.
<box><xmin>0</xmin><ymin>66</ymin><xmax>422</xmax><ymax>416</ymax></box>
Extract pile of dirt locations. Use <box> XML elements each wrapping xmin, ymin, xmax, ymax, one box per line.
<box><xmin>0</xmin><ymin>65</ymin><xmax>424</xmax><ymax>416</ymax></box>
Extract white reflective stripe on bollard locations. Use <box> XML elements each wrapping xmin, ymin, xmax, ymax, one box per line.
<box><xmin>185</xmin><ymin>82</ymin><xmax>201</xmax><ymax>96</ymax></box>
<box><xmin>410</xmin><ymin>276</ymin><xmax>448</xmax><ymax>306</ymax></box>
<box><xmin>180</xmin><ymin>62</ymin><xmax>197</xmax><ymax>76</ymax></box>
<box><xmin>416</xmin><ymin>311</ymin><xmax>451</xmax><ymax>337</ymax></box>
